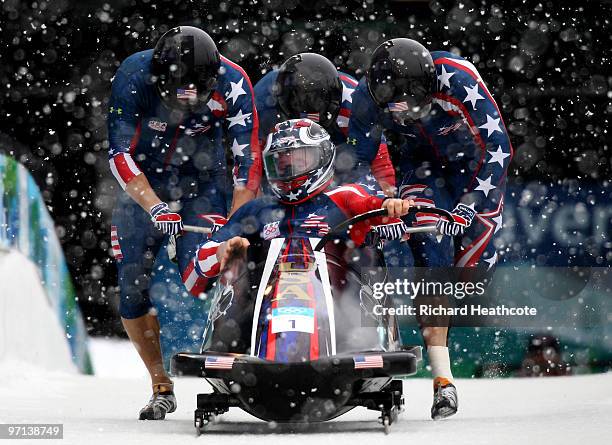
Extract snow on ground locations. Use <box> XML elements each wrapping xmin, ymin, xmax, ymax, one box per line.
<box><xmin>1</xmin><ymin>338</ymin><xmax>611</xmax><ymax>445</ymax></box>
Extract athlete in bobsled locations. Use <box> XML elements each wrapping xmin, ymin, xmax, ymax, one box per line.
<box><xmin>193</xmin><ymin>117</ymin><xmax>413</xmax><ymax>283</ymax></box>
<box><xmin>177</xmin><ymin>118</ymin><xmax>429</xmax><ymax>432</ymax></box>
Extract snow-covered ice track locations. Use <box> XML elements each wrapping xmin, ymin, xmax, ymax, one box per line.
<box><xmin>1</xmin><ymin>365</ymin><xmax>611</xmax><ymax>445</ymax></box>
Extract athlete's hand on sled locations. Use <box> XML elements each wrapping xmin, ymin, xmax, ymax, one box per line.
<box><xmin>150</xmin><ymin>202</ymin><xmax>183</xmax><ymax>235</ymax></box>
<box><xmin>382</xmin><ymin>198</ymin><xmax>415</xmax><ymax>218</ymax></box>
<box><xmin>217</xmin><ymin>236</ymin><xmax>250</xmax><ymax>270</ymax></box>
<box><xmin>436</xmin><ymin>203</ymin><xmax>476</xmax><ymax>236</ymax></box>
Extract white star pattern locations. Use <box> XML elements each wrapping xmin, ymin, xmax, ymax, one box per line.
<box><xmin>475</xmin><ymin>175</ymin><xmax>496</xmax><ymax>197</ymax></box>
<box><xmin>226</xmin><ymin>78</ymin><xmax>247</xmax><ymax>105</ymax></box>
<box><xmin>437</xmin><ymin>65</ymin><xmax>455</xmax><ymax>90</ymax></box>
<box><xmin>482</xmin><ymin>251</ymin><xmax>498</xmax><ymax>270</ymax></box>
<box><xmin>462</xmin><ymin>83</ymin><xmax>485</xmax><ymax>110</ymax></box>
<box><xmin>287</xmin><ymin>190</ymin><xmax>301</xmax><ymax>201</ymax></box>
<box><xmin>487</xmin><ymin>145</ymin><xmax>510</xmax><ymax>167</ymax></box>
<box><xmin>455</xmin><ymin>197</ymin><xmax>504</xmax><ymax>268</ymax></box>
<box><xmin>314</xmin><ymin>167</ymin><xmax>325</xmax><ymax>177</ymax></box>
<box><xmin>302</xmin><ymin>178</ymin><xmax>312</xmax><ymax>187</ymax></box>
<box><xmin>492</xmin><ymin>214</ymin><xmax>503</xmax><ymax>234</ymax></box>
<box><xmin>226</xmin><ymin>109</ymin><xmax>251</xmax><ymax>128</ymax></box>
<box><xmin>230</xmin><ymin>139</ymin><xmax>248</xmax><ymax>157</ymax></box>
<box><xmin>478</xmin><ymin>114</ymin><xmax>502</xmax><ymax>138</ymax></box>
<box><xmin>342</xmin><ymin>85</ymin><xmax>355</xmax><ymax>103</ymax></box>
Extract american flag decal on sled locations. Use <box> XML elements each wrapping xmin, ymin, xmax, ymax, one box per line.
<box><xmin>204</xmin><ymin>356</ymin><xmax>235</xmax><ymax>370</ymax></box>
<box><xmin>353</xmin><ymin>355</ymin><xmax>384</xmax><ymax>369</ymax></box>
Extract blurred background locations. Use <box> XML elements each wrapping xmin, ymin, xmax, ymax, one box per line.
<box><xmin>0</xmin><ymin>0</ymin><xmax>610</xmax><ymax>375</ymax></box>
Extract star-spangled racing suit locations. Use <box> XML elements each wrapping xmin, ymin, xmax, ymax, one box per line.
<box><xmin>254</xmin><ymin>70</ymin><xmax>395</xmax><ymax>195</ymax></box>
<box><xmin>348</xmin><ymin>51</ymin><xmax>513</xmax><ymax>270</ymax></box>
<box><xmin>192</xmin><ymin>184</ymin><xmax>403</xmax><ymax>281</ymax></box>
<box><xmin>108</xmin><ymin>49</ymin><xmax>261</xmax><ymax>318</ymax></box>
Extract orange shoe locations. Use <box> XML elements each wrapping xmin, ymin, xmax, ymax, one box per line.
<box><xmin>431</xmin><ymin>377</ymin><xmax>458</xmax><ymax>420</ymax></box>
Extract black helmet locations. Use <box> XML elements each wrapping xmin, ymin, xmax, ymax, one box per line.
<box><xmin>151</xmin><ymin>26</ymin><xmax>221</xmax><ymax>111</ymax></box>
<box><xmin>274</xmin><ymin>53</ymin><xmax>343</xmax><ymax>129</ymax></box>
<box><xmin>366</xmin><ymin>38</ymin><xmax>435</xmax><ymax>124</ymax></box>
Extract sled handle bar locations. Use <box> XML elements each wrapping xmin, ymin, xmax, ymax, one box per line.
<box><xmin>314</xmin><ymin>206</ymin><xmax>453</xmax><ymax>251</ymax></box>
<box><xmin>183</xmin><ymin>224</ymin><xmax>212</xmax><ymax>234</ymax></box>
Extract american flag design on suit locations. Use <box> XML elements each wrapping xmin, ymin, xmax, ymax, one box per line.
<box><xmin>301</xmin><ymin>213</ymin><xmax>330</xmax><ymax>235</ymax></box>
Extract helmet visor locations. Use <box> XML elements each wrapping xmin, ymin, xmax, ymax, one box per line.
<box><xmin>264</xmin><ymin>146</ymin><xmax>328</xmax><ymax>181</ymax></box>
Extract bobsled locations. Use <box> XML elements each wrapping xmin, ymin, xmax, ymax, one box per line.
<box><xmin>172</xmin><ymin>207</ymin><xmax>452</xmax><ymax>434</ymax></box>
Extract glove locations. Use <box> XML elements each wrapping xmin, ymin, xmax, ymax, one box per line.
<box><xmin>150</xmin><ymin>202</ymin><xmax>183</xmax><ymax>236</ymax></box>
<box><xmin>371</xmin><ymin>221</ymin><xmax>410</xmax><ymax>241</ymax></box>
<box><xmin>436</xmin><ymin>203</ymin><xmax>476</xmax><ymax>237</ymax></box>
<box><xmin>198</xmin><ymin>214</ymin><xmax>228</xmax><ymax>236</ymax></box>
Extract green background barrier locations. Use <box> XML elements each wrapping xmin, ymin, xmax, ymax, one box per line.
<box><xmin>0</xmin><ymin>155</ymin><xmax>92</xmax><ymax>374</ymax></box>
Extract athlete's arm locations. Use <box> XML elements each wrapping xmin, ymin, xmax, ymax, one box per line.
<box><xmin>223</xmin><ymin>59</ymin><xmax>263</xmax><ymax>216</ymax></box>
<box><xmin>216</xmin><ymin>236</ymin><xmax>250</xmax><ymax>271</ymax></box>
<box><xmin>123</xmin><ymin>174</ymin><xmax>163</xmax><ymax>210</ymax></box>
<box><xmin>433</xmin><ymin>54</ymin><xmax>512</xmax><ymax>221</ymax></box>
<box><xmin>229</xmin><ymin>187</ymin><xmax>255</xmax><ymax>216</ymax></box>
<box><xmin>107</xmin><ymin>68</ymin><xmax>182</xmax><ymax>234</ymax></box>
<box><xmin>325</xmin><ymin>184</ymin><xmax>413</xmax><ymax>245</ymax></box>
<box><xmin>346</xmin><ymin>82</ymin><xmax>384</xmax><ymax>181</ymax></box>
<box><xmin>326</xmin><ymin>184</ymin><xmax>411</xmax><ymax>220</ymax></box>
<box><xmin>370</xmin><ymin>135</ymin><xmax>396</xmax><ymax>196</ymax></box>
<box><xmin>107</xmin><ymin>69</ymin><xmax>165</xmax><ymax>212</ymax></box>
<box><xmin>193</xmin><ymin>200</ymin><xmax>259</xmax><ymax>278</ymax></box>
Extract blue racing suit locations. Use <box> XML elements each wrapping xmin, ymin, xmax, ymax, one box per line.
<box><xmin>254</xmin><ymin>70</ymin><xmax>395</xmax><ymax>194</ymax></box>
<box><xmin>348</xmin><ymin>51</ymin><xmax>513</xmax><ymax>270</ymax></box>
<box><xmin>191</xmin><ymin>183</ymin><xmax>401</xmax><ymax>279</ymax></box>
<box><xmin>108</xmin><ymin>49</ymin><xmax>261</xmax><ymax>318</ymax></box>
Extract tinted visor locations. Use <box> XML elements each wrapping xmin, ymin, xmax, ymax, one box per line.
<box><xmin>154</xmin><ymin>34</ymin><xmax>219</xmax><ymax>111</ymax></box>
<box><xmin>264</xmin><ymin>146</ymin><xmax>329</xmax><ymax>181</ymax></box>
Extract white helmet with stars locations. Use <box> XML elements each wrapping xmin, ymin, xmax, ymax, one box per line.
<box><xmin>263</xmin><ymin>119</ymin><xmax>335</xmax><ymax>204</ymax></box>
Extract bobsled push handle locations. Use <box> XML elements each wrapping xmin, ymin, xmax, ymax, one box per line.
<box><xmin>183</xmin><ymin>224</ymin><xmax>213</xmax><ymax>234</ymax></box>
<box><xmin>313</xmin><ymin>206</ymin><xmax>455</xmax><ymax>251</ymax></box>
